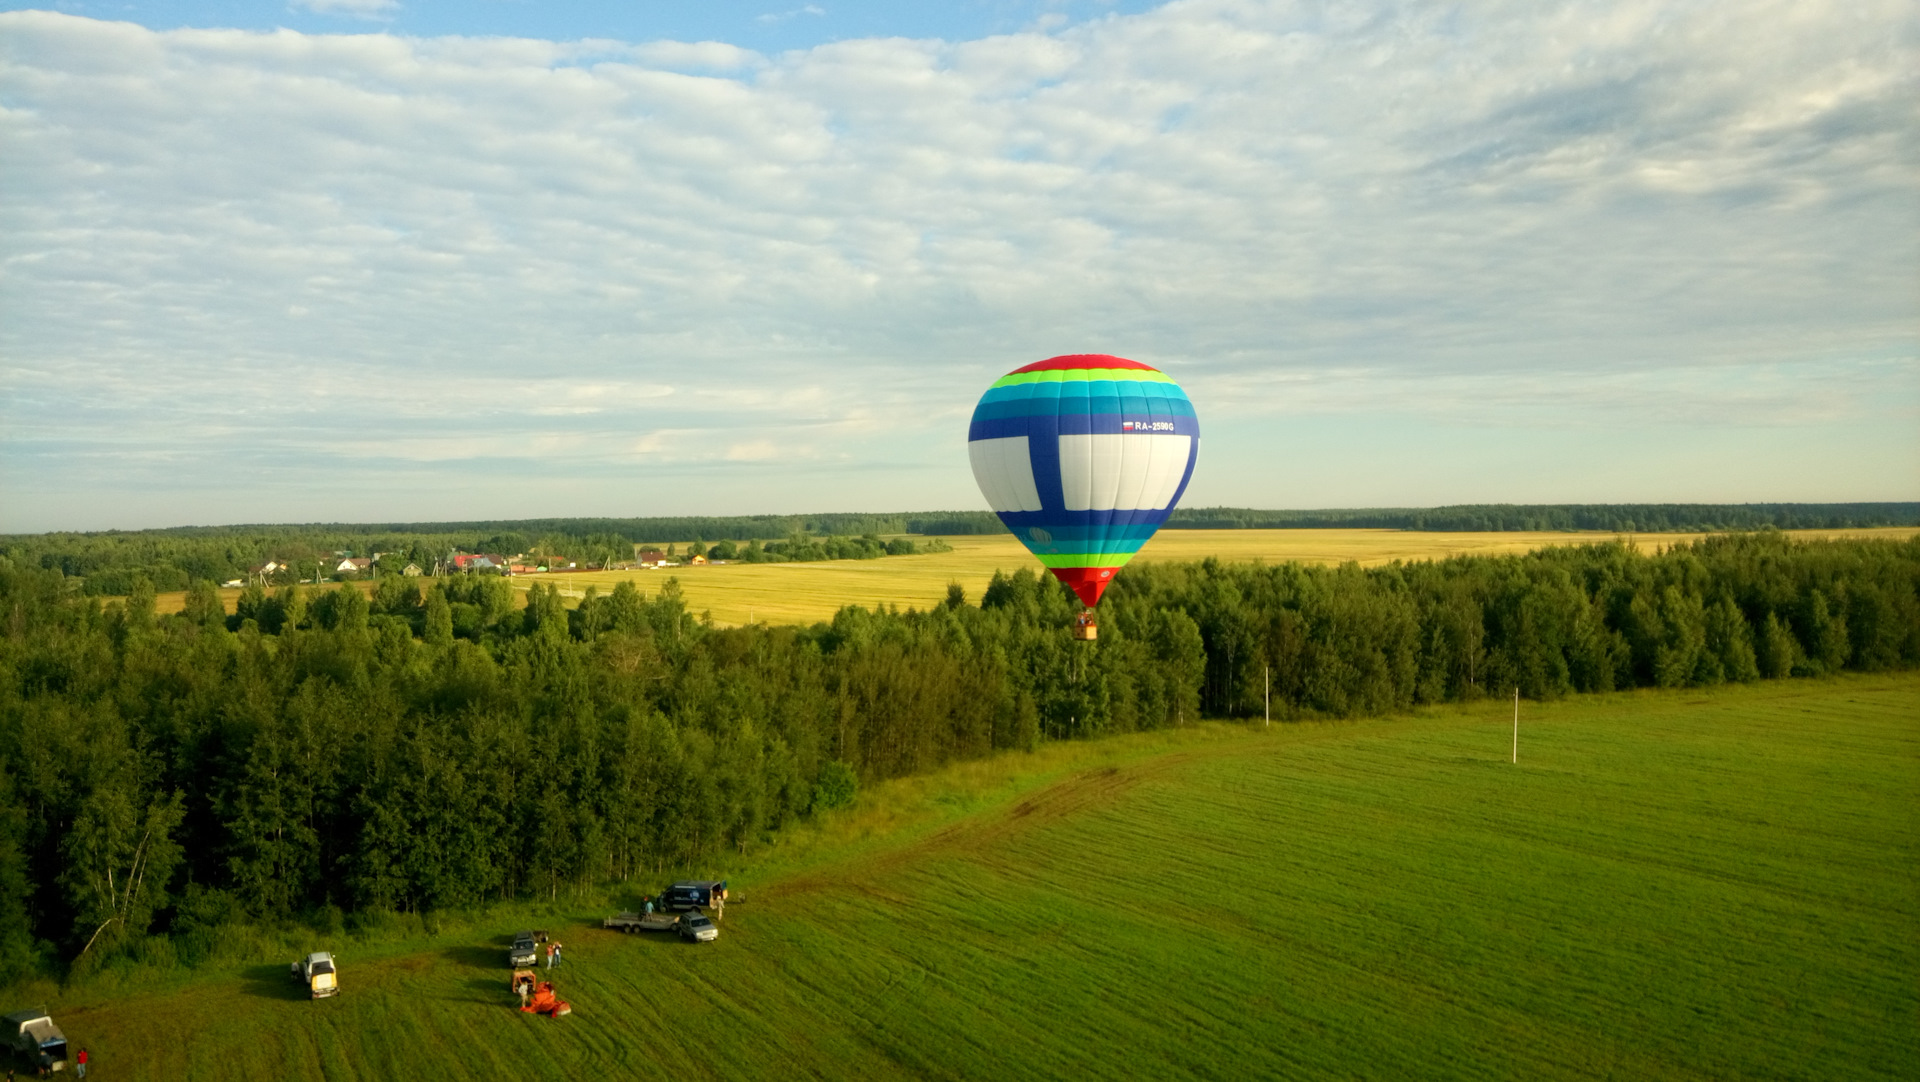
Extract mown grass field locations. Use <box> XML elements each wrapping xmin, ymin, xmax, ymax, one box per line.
<box><xmin>28</xmin><ymin>674</ymin><xmax>1917</xmax><ymax>1080</ymax></box>
<box><xmin>155</xmin><ymin>526</ymin><xmax>1920</xmax><ymax>626</ymax></box>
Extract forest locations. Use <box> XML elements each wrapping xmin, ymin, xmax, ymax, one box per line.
<box><xmin>0</xmin><ymin>531</ymin><xmax>1914</xmax><ymax>985</ymax></box>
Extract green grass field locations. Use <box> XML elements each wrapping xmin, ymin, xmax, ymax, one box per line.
<box><xmin>27</xmin><ymin>674</ymin><xmax>1917</xmax><ymax>1080</ymax></box>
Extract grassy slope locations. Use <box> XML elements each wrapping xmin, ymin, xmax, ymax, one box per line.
<box><xmin>33</xmin><ymin>674</ymin><xmax>1919</xmax><ymax>1080</ymax></box>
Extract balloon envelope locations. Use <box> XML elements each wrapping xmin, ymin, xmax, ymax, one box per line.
<box><xmin>968</xmin><ymin>354</ymin><xmax>1200</xmax><ymax>608</ymax></box>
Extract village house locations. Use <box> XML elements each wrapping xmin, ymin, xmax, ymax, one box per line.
<box><xmin>451</xmin><ymin>553</ymin><xmax>508</xmax><ymax>573</ymax></box>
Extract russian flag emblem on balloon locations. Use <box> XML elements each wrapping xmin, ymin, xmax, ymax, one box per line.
<box><xmin>968</xmin><ymin>354</ymin><xmax>1200</xmax><ymax>609</ymax></box>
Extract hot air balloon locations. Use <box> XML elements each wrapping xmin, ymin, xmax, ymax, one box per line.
<box><xmin>968</xmin><ymin>354</ymin><xmax>1199</xmax><ymax>639</ymax></box>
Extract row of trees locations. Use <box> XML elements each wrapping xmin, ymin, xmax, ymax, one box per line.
<box><xmin>1167</xmin><ymin>503</ymin><xmax>1919</xmax><ymax>532</ymax></box>
<box><xmin>0</xmin><ymin>532</ymin><xmax>1913</xmax><ymax>983</ymax></box>
<box><xmin>695</xmin><ymin>533</ymin><xmax>951</xmax><ymax>563</ymax></box>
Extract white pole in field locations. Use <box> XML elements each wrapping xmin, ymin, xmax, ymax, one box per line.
<box><xmin>1264</xmin><ymin>665</ymin><xmax>1271</xmax><ymax>728</ymax></box>
<box><xmin>1512</xmin><ymin>686</ymin><xmax>1518</xmax><ymax>764</ymax></box>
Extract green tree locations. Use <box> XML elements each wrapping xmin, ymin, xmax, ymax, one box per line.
<box><xmin>182</xmin><ymin>579</ymin><xmax>225</xmax><ymax>629</ymax></box>
<box><xmin>812</xmin><ymin>760</ymin><xmax>858</xmax><ymax>812</ymax></box>
<box><xmin>1800</xmin><ymin>590</ymin><xmax>1850</xmax><ymax>674</ymax></box>
<box><xmin>425</xmin><ymin>587</ymin><xmax>454</xmax><ymax>647</ymax></box>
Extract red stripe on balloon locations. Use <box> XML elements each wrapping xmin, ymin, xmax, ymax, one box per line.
<box><xmin>1049</xmin><ymin>565</ymin><xmax>1122</xmax><ymax>608</ymax></box>
<box><xmin>1010</xmin><ymin>354</ymin><xmax>1158</xmax><ymax>375</ymax></box>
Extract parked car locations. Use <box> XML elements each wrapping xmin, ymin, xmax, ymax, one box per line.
<box><xmin>508</xmin><ymin>932</ymin><xmax>540</xmax><ymax>967</ymax></box>
<box><xmin>658</xmin><ymin>880</ymin><xmax>725</xmax><ymax>911</ymax></box>
<box><xmin>677</xmin><ymin>912</ymin><xmax>719</xmax><ymax>943</ymax></box>
<box><xmin>289</xmin><ymin>952</ymin><xmax>340</xmax><ymax>999</ymax></box>
<box><xmin>3</xmin><ymin>1008</ymin><xmax>67</xmax><ymax>1073</ymax></box>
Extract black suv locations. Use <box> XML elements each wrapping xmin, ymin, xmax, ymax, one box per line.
<box><xmin>507</xmin><ymin>932</ymin><xmax>539</xmax><ymax>967</ymax></box>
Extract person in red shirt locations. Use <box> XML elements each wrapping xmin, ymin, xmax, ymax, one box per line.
<box><xmin>74</xmin><ymin>1049</ymin><xmax>89</xmax><ymax>1079</ymax></box>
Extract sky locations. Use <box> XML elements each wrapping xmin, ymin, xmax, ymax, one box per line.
<box><xmin>1</xmin><ymin>0</ymin><xmax>1916</xmax><ymax>533</ymax></box>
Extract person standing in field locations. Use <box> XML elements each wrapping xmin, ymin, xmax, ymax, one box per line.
<box><xmin>714</xmin><ymin>891</ymin><xmax>724</xmax><ymax>921</ymax></box>
<box><xmin>545</xmin><ymin>942</ymin><xmax>554</xmax><ymax>970</ymax></box>
<box><xmin>74</xmin><ymin>1049</ymin><xmax>87</xmax><ymax>1079</ymax></box>
<box><xmin>553</xmin><ymin>942</ymin><xmax>563</xmax><ymax>968</ymax></box>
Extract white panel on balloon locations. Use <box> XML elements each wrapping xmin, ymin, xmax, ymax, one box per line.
<box><xmin>1143</xmin><ymin>435</ymin><xmax>1193</xmax><ymax>509</ymax></box>
<box><xmin>1060</xmin><ymin>434</ymin><xmax>1192</xmax><ymax>511</ymax></box>
<box><xmin>968</xmin><ymin>437</ymin><xmax>1043</xmax><ymax>513</ymax></box>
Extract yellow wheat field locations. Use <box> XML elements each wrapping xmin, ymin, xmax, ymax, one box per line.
<box><xmin>157</xmin><ymin>527</ymin><xmax>1917</xmax><ymax>624</ymax></box>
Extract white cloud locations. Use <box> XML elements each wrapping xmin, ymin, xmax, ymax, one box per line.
<box><xmin>289</xmin><ymin>0</ymin><xmax>400</xmax><ymax>19</ymax></box>
<box><xmin>0</xmin><ymin>2</ymin><xmax>1915</xmax><ymax>530</ymax></box>
<box><xmin>757</xmin><ymin>6</ymin><xmax>826</xmax><ymax>26</ymax></box>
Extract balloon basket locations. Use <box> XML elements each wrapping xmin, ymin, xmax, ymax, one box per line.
<box><xmin>1072</xmin><ymin>611</ymin><xmax>1098</xmax><ymax>641</ymax></box>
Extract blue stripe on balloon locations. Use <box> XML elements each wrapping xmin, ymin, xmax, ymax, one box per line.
<box><xmin>975</xmin><ymin>380</ymin><xmax>1194</xmax><ymax>411</ymax></box>
<box><xmin>967</xmin><ymin>413</ymin><xmax>1200</xmax><ymax>441</ymax></box>
<box><xmin>975</xmin><ymin>379</ymin><xmax>1182</xmax><ymax>414</ymax></box>
<box><xmin>1029</xmin><ymin>394</ymin><xmax>1066</xmax><ymax>513</ymax></box>
<box><xmin>992</xmin><ymin>507</ymin><xmax>1180</xmax><ymax>531</ymax></box>
<box><xmin>1016</xmin><ymin>523</ymin><xmax>1164</xmax><ymax>545</ymax></box>
<box><xmin>971</xmin><ymin>392</ymin><xmax>1196</xmax><ymax>418</ymax></box>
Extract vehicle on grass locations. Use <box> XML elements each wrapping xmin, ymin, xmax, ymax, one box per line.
<box><xmin>603</xmin><ymin>910</ymin><xmax>679</xmax><ymax>933</ymax></box>
<box><xmin>289</xmin><ymin>952</ymin><xmax>339</xmax><ymax>999</ymax></box>
<box><xmin>658</xmin><ymin>880</ymin><xmax>725</xmax><ymax>911</ymax></box>
<box><xmin>508</xmin><ymin>932</ymin><xmax>540</xmax><ymax>967</ymax></box>
<box><xmin>677</xmin><ymin>913</ymin><xmax>719</xmax><ymax>943</ymax></box>
<box><xmin>3</xmin><ymin>1008</ymin><xmax>68</xmax><ymax>1073</ymax></box>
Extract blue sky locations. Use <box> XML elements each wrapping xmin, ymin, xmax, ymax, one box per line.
<box><xmin>3</xmin><ymin>0</ymin><xmax>1165</xmax><ymax>49</ymax></box>
<box><xmin>2</xmin><ymin>1</ymin><xmax>1916</xmax><ymax>532</ymax></box>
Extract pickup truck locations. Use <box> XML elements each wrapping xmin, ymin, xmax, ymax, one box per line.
<box><xmin>3</xmin><ymin>1008</ymin><xmax>68</xmax><ymax>1072</ymax></box>
<box><xmin>508</xmin><ymin>931</ymin><xmax>540</xmax><ymax>967</ymax></box>
<box><xmin>603</xmin><ymin>910</ymin><xmax>679</xmax><ymax>933</ymax></box>
<box><xmin>676</xmin><ymin>912</ymin><xmax>719</xmax><ymax>944</ymax></box>
<box><xmin>290</xmin><ymin>952</ymin><xmax>340</xmax><ymax>999</ymax></box>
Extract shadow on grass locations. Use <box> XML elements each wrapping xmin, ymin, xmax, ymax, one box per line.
<box><xmin>452</xmin><ymin>974</ymin><xmax>520</xmax><ymax>1006</ymax></box>
<box><xmin>441</xmin><ymin>943</ymin><xmax>501</xmax><ymax>971</ymax></box>
<box><xmin>437</xmin><ymin>943</ymin><xmax>527</xmax><ymax>1006</ymax></box>
<box><xmin>242</xmin><ymin>962</ymin><xmax>314</xmax><ymax>1001</ymax></box>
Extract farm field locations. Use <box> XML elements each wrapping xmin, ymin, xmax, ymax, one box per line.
<box><xmin>28</xmin><ymin>674</ymin><xmax>1918</xmax><ymax>1081</ymax></box>
<box><xmin>154</xmin><ymin>526</ymin><xmax>1920</xmax><ymax>626</ymax></box>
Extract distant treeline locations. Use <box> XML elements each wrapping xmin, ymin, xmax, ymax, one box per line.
<box><xmin>0</xmin><ymin>522</ymin><xmax>959</xmax><ymax>597</ymax></box>
<box><xmin>1166</xmin><ymin>502</ymin><xmax>1920</xmax><ymax>532</ymax></box>
<box><xmin>0</xmin><ymin>532</ymin><xmax>1913</xmax><ymax>983</ymax></box>
<box><xmin>5</xmin><ymin>503</ymin><xmax>1911</xmax><ymax>598</ymax></box>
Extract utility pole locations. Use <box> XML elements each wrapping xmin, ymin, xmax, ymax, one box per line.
<box><xmin>1512</xmin><ymin>686</ymin><xmax>1519</xmax><ymax>764</ymax></box>
<box><xmin>1264</xmin><ymin>665</ymin><xmax>1271</xmax><ymax>728</ymax></box>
